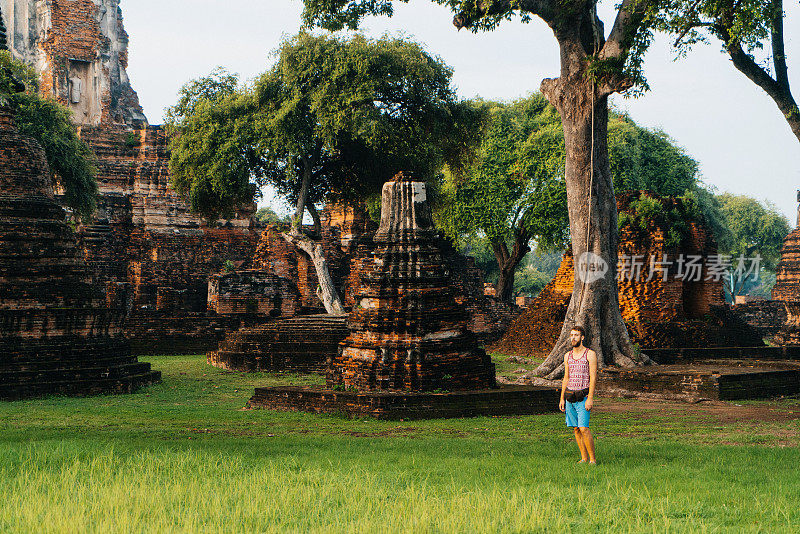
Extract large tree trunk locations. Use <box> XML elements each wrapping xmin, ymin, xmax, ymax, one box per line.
<box><xmin>535</xmin><ymin>37</ymin><xmax>648</xmax><ymax>379</ymax></box>
<box><xmin>282</xmin><ymin>230</ymin><xmax>346</xmax><ymax>315</ymax></box>
<box><xmin>491</xmin><ymin>229</ymin><xmax>531</xmax><ymax>304</ymax></box>
<box><xmin>285</xmin><ymin>154</ymin><xmax>346</xmax><ymax>315</ymax></box>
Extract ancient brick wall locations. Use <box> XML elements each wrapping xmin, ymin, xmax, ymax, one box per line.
<box><xmin>208</xmin><ymin>270</ymin><xmax>299</xmax><ymax>317</ymax></box>
<box><xmin>730</xmin><ymin>300</ymin><xmax>787</xmax><ymax>339</ymax></box>
<box><xmin>3</xmin><ymin>1</ymin><xmax>261</xmax><ymax>350</ymax></box>
<box><xmin>3</xmin><ymin>0</ymin><xmax>146</xmax><ymax>126</ymax></box>
<box><xmin>127</xmin><ymin>227</ymin><xmax>259</xmax><ymax>312</ymax></box>
<box><xmin>0</xmin><ymin>106</ymin><xmax>159</xmax><ymax>398</ymax></box>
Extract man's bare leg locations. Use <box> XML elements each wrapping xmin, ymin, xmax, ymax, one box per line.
<box><xmin>579</xmin><ymin>427</ymin><xmax>596</xmax><ymax>463</ymax></box>
<box><xmin>574</xmin><ymin>427</ymin><xmax>588</xmax><ymax>462</ymax></box>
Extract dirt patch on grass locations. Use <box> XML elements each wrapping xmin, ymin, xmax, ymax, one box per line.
<box><xmin>596</xmin><ymin>397</ymin><xmax>800</xmax><ymax>424</ymax></box>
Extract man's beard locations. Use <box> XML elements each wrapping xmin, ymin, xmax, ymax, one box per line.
<box><xmin>571</xmin><ymin>338</ymin><xmax>582</xmax><ymax>348</ymax></box>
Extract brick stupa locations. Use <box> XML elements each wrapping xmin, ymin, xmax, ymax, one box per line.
<box><xmin>0</xmin><ymin>108</ymin><xmax>160</xmax><ymax>399</ymax></box>
<box><xmin>329</xmin><ymin>172</ymin><xmax>495</xmax><ymax>391</ymax></box>
<box><xmin>248</xmin><ymin>173</ymin><xmax>557</xmax><ymax>419</ymax></box>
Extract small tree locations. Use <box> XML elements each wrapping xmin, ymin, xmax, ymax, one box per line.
<box><xmin>167</xmin><ymin>33</ymin><xmax>480</xmax><ymax>314</ymax></box>
<box><xmin>716</xmin><ymin>193</ymin><xmax>790</xmax><ymax>299</ymax></box>
<box><xmin>438</xmin><ymin>95</ymin><xmax>569</xmax><ymax>303</ymax></box>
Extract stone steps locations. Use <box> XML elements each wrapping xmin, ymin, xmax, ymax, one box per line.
<box><xmin>208</xmin><ymin>314</ymin><xmax>349</xmax><ymax>373</ymax></box>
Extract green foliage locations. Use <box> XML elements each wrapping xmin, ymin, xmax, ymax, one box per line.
<box><xmin>438</xmin><ymin>94</ymin><xmax>704</xmax><ymax>283</ymax></box>
<box><xmin>124</xmin><ymin>131</ymin><xmax>139</xmax><ymax>148</ymax></box>
<box><xmin>1</xmin><ymin>52</ymin><xmax>97</xmax><ymax>219</ymax></box>
<box><xmin>714</xmin><ymin>193</ymin><xmax>789</xmax><ymax>299</ymax></box>
<box><xmin>514</xmin><ymin>250</ymin><xmax>562</xmax><ymax>297</ymax></box>
<box><xmin>164</xmin><ymin>67</ymin><xmax>239</xmax><ymax>133</ymax></box>
<box><xmin>302</xmin><ymin>0</ymin><xmax>656</xmax><ymax>96</ymax></box>
<box><xmin>618</xmin><ymin>193</ymin><xmax>705</xmax><ymax>248</ymax></box>
<box><xmin>716</xmin><ymin>193</ymin><xmax>789</xmax><ymax>271</ymax></box>
<box><xmin>254</xmin><ymin>206</ymin><xmax>289</xmax><ymax>225</ymax></box>
<box><xmin>607</xmin><ymin>113</ymin><xmax>699</xmax><ymax>196</ymax></box>
<box><xmin>437</xmin><ymin>94</ymin><xmax>569</xmax><ymax>252</ymax></box>
<box><xmin>652</xmin><ymin>0</ymin><xmax>778</xmax><ymax>57</ymax></box>
<box><xmin>168</xmin><ymin>33</ymin><xmax>480</xmax><ymax>221</ymax></box>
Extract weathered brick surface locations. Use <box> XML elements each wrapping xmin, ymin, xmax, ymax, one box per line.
<box><xmin>207</xmin><ymin>270</ymin><xmax>299</xmax><ymax>317</ymax></box>
<box><xmin>730</xmin><ymin>300</ymin><xmax>787</xmax><ymax>340</ymax></box>
<box><xmin>773</xmin><ymin>224</ymin><xmax>800</xmax><ymax>302</ymax></box>
<box><xmin>4</xmin><ymin>0</ymin><xmax>146</xmax><ymax>126</ymax></box>
<box><xmin>0</xmin><ymin>107</ymin><xmax>159</xmax><ymax>399</ymax></box>
<box><xmin>208</xmin><ymin>315</ymin><xmax>349</xmax><ymax>373</ymax></box>
<box><xmin>4</xmin><ymin>2</ymin><xmax>260</xmax><ymax>348</ymax></box>
<box><xmin>598</xmin><ymin>361</ymin><xmax>800</xmax><ymax>401</ymax></box>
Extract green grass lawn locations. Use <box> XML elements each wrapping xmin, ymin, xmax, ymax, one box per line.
<box><xmin>1</xmin><ymin>353</ymin><xmax>799</xmax><ymax>533</ymax></box>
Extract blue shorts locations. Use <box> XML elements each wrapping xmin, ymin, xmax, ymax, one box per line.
<box><xmin>565</xmin><ymin>398</ymin><xmax>590</xmax><ymax>427</ymax></box>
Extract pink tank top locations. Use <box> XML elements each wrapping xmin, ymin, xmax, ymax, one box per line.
<box><xmin>567</xmin><ymin>348</ymin><xmax>590</xmax><ymax>390</ymax></box>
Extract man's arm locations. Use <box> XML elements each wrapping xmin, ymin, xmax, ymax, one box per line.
<box><xmin>585</xmin><ymin>350</ymin><xmax>598</xmax><ymax>411</ymax></box>
<box><xmin>559</xmin><ymin>354</ymin><xmax>569</xmax><ymax>412</ymax></box>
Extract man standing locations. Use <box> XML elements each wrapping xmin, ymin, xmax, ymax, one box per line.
<box><xmin>559</xmin><ymin>325</ymin><xmax>598</xmax><ymax>464</ymax></box>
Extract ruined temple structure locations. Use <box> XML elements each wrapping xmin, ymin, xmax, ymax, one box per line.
<box><xmin>1</xmin><ymin>1</ymin><xmax>260</xmax><ymax>351</ymax></box>
<box><xmin>247</xmin><ymin>174</ymin><xmax>558</xmax><ymax>418</ymax></box>
<box><xmin>2</xmin><ymin>0</ymin><xmax>146</xmax><ymax>126</ymax></box>
<box><xmin>208</xmin><ymin>199</ymin><xmax>517</xmax><ymax>374</ymax></box>
<box><xmin>0</xmin><ymin>107</ymin><xmax>159</xmax><ymax>399</ymax></box>
<box><xmin>495</xmin><ymin>191</ymin><xmax>762</xmax><ymax>355</ymax></box>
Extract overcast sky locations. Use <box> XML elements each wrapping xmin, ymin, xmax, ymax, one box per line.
<box><xmin>123</xmin><ymin>0</ymin><xmax>800</xmax><ymax>222</ymax></box>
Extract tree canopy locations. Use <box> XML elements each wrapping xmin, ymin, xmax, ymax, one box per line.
<box><xmin>167</xmin><ymin>32</ymin><xmax>481</xmax><ymax>313</ymax></box>
<box><xmin>1</xmin><ymin>51</ymin><xmax>98</xmax><ymax>219</ymax></box>
<box><xmin>167</xmin><ymin>33</ymin><xmax>481</xmax><ymax>222</ymax></box>
<box><xmin>437</xmin><ymin>93</ymin><xmax>703</xmax><ymax>302</ymax></box>
<box><xmin>715</xmin><ymin>193</ymin><xmax>790</xmax><ymax>298</ymax></box>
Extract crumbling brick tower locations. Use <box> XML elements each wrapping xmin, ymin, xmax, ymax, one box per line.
<box><xmin>1</xmin><ymin>1</ymin><xmax>258</xmax><ymax>341</ymax></box>
<box><xmin>330</xmin><ymin>173</ymin><xmax>496</xmax><ymax>391</ymax></box>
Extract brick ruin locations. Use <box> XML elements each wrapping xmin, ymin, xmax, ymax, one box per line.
<box><xmin>208</xmin><ymin>199</ymin><xmax>519</xmax><ymax>372</ymax></box>
<box><xmin>494</xmin><ymin>191</ymin><xmax>762</xmax><ymax>355</ymax></box>
<box><xmin>330</xmin><ymin>174</ymin><xmax>496</xmax><ymax>391</ymax></box>
<box><xmin>769</xmin><ymin>203</ymin><xmax>800</xmax><ymax>345</ymax></box>
<box><xmin>0</xmin><ymin>106</ymin><xmax>159</xmax><ymax>398</ymax></box>
<box><xmin>2</xmin><ymin>1</ymin><xmax>260</xmax><ymax>351</ymax></box>
<box><xmin>246</xmin><ymin>175</ymin><xmax>560</xmax><ymax>419</ymax></box>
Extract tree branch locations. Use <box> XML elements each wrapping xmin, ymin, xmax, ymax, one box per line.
<box><xmin>771</xmin><ymin>0</ymin><xmax>789</xmax><ymax>91</ymax></box>
<box><xmin>307</xmin><ymin>202</ymin><xmax>322</xmax><ymax>236</ymax></box>
<box><xmin>721</xmin><ymin>26</ymin><xmax>800</xmax><ymax>142</ymax></box>
<box><xmin>452</xmin><ymin>0</ymin><xmax>558</xmax><ymax>30</ymax></box>
<box><xmin>599</xmin><ymin>0</ymin><xmax>650</xmax><ymax>61</ymax></box>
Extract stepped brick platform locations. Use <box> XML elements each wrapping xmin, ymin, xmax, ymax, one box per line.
<box><xmin>248</xmin><ymin>385</ymin><xmax>559</xmax><ymax>420</ymax></box>
<box><xmin>598</xmin><ymin>360</ymin><xmax>800</xmax><ymax>401</ymax></box>
<box><xmin>643</xmin><ymin>346</ymin><xmax>800</xmax><ymax>364</ymax></box>
<box><xmin>208</xmin><ymin>315</ymin><xmax>349</xmax><ymax>373</ymax></box>
<box><xmin>0</xmin><ymin>107</ymin><xmax>159</xmax><ymax>400</ymax></box>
